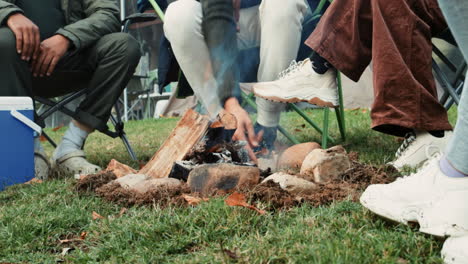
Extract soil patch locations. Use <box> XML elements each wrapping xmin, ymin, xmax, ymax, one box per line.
<box><xmin>75</xmin><ymin>172</ymin><xmax>117</xmax><ymax>192</ymax></box>
<box><xmin>95</xmin><ymin>182</ymin><xmax>192</xmax><ymax>208</ymax></box>
<box><xmin>246</xmin><ymin>155</ymin><xmax>400</xmax><ymax>209</ymax></box>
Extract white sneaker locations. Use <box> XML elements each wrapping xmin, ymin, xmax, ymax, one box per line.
<box><xmin>360</xmin><ymin>156</ymin><xmax>468</xmax><ymax>237</ymax></box>
<box><xmin>390</xmin><ymin>130</ymin><xmax>453</xmax><ymax>170</ymax></box>
<box><xmin>252</xmin><ymin>59</ymin><xmax>339</xmax><ymax>107</ymax></box>
<box><xmin>442</xmin><ymin>235</ymin><xmax>468</xmax><ymax>264</ymax></box>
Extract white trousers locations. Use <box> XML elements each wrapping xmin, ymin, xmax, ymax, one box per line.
<box><xmin>164</xmin><ymin>0</ymin><xmax>308</xmax><ymax>126</ymax></box>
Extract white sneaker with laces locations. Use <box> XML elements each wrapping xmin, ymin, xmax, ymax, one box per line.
<box><xmin>442</xmin><ymin>235</ymin><xmax>468</xmax><ymax>264</ymax></box>
<box><xmin>252</xmin><ymin>59</ymin><xmax>339</xmax><ymax>107</ymax></box>
<box><xmin>360</xmin><ymin>156</ymin><xmax>468</xmax><ymax>237</ymax></box>
<box><xmin>390</xmin><ymin>130</ymin><xmax>453</xmax><ymax>170</ymax></box>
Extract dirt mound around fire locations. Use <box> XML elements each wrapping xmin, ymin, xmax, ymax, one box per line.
<box><xmin>75</xmin><ymin>153</ymin><xmax>400</xmax><ymax>211</ymax></box>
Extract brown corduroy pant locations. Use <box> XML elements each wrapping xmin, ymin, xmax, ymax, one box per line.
<box><xmin>306</xmin><ymin>0</ymin><xmax>452</xmax><ymax>137</ymax></box>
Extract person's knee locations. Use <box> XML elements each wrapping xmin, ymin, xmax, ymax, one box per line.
<box><xmin>164</xmin><ymin>0</ymin><xmax>201</xmax><ymax>45</ymax></box>
<box><xmin>0</xmin><ymin>28</ymin><xmax>19</xmax><ymax>63</ymax></box>
<box><xmin>260</xmin><ymin>0</ymin><xmax>307</xmax><ymax>23</ymax></box>
<box><xmin>102</xmin><ymin>33</ymin><xmax>141</xmax><ymax>66</ymax></box>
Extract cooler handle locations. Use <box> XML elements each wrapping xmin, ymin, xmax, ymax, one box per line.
<box><xmin>10</xmin><ymin>109</ymin><xmax>42</xmax><ymax>134</ymax></box>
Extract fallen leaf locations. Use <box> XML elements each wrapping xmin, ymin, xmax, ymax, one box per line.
<box><xmin>118</xmin><ymin>207</ymin><xmax>128</xmax><ymax>217</ymax></box>
<box><xmin>225</xmin><ymin>192</ymin><xmax>266</xmax><ymax>215</ymax></box>
<box><xmin>294</xmin><ymin>129</ymin><xmax>303</xmax><ymax>132</ymax></box>
<box><xmin>25</xmin><ymin>178</ymin><xmax>43</xmax><ymax>184</ymax></box>
<box><xmin>80</xmin><ymin>232</ymin><xmax>88</xmax><ymax>240</ymax></box>
<box><xmin>52</xmin><ymin>124</ymin><xmax>64</xmax><ymax>132</ymax></box>
<box><xmin>105</xmin><ymin>159</ymin><xmax>137</xmax><ymax>178</ymax></box>
<box><xmin>92</xmin><ymin>211</ymin><xmax>105</xmax><ymax>220</ymax></box>
<box><xmin>183</xmin><ymin>194</ymin><xmax>209</xmax><ymax>206</ymax></box>
<box><xmin>361</xmin><ymin>109</ymin><xmax>368</xmax><ymax>113</ymax></box>
<box><xmin>39</xmin><ymin>134</ymin><xmax>47</xmax><ymax>142</ymax></box>
<box><xmin>61</xmin><ymin>247</ymin><xmax>73</xmax><ymax>256</ymax></box>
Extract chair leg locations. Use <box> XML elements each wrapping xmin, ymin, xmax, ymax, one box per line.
<box><xmin>241</xmin><ymin>92</ymin><xmax>300</xmax><ymax>144</ymax></box>
<box><xmin>41</xmin><ymin>131</ymin><xmax>57</xmax><ymax>148</ymax></box>
<box><xmin>278</xmin><ymin>126</ymin><xmax>300</xmax><ymax>145</ymax></box>
<box><xmin>289</xmin><ymin>103</ymin><xmax>334</xmax><ymax>143</ymax></box>
<box><xmin>322</xmin><ymin>108</ymin><xmax>330</xmax><ymax>148</ymax></box>
<box><xmin>121</xmin><ymin>132</ymin><xmax>138</xmax><ymax>161</ymax></box>
<box><xmin>336</xmin><ymin>72</ymin><xmax>346</xmax><ymax>141</ymax></box>
<box><xmin>112</xmin><ymin>104</ymin><xmax>138</xmax><ymax>161</ymax></box>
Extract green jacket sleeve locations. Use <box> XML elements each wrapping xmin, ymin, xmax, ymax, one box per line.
<box><xmin>0</xmin><ymin>0</ymin><xmax>22</xmax><ymax>26</ymax></box>
<box><xmin>56</xmin><ymin>0</ymin><xmax>121</xmax><ymax>51</ymax></box>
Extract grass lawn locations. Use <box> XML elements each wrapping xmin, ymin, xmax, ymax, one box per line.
<box><xmin>0</xmin><ymin>108</ymin><xmax>457</xmax><ymax>263</ymax></box>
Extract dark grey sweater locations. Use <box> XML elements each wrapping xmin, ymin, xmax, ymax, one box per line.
<box><xmin>15</xmin><ymin>0</ymin><xmax>66</xmax><ymax>40</ymax></box>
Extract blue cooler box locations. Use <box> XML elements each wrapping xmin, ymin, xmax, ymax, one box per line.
<box><xmin>0</xmin><ymin>97</ymin><xmax>40</xmax><ymax>190</ymax></box>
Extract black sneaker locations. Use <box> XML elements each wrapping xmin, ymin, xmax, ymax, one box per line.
<box><xmin>253</xmin><ymin>122</ymin><xmax>278</xmax><ymax>152</ymax></box>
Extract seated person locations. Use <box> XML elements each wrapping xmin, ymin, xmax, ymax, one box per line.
<box><xmin>163</xmin><ymin>0</ymin><xmax>310</xmax><ymax>155</ymax></box>
<box><xmin>253</xmin><ymin>0</ymin><xmax>453</xmax><ymax>169</ymax></box>
<box><xmin>0</xmin><ymin>0</ymin><xmax>141</xmax><ymax>178</ymax></box>
<box><xmin>361</xmin><ymin>1</ymin><xmax>468</xmax><ymax>262</ymax></box>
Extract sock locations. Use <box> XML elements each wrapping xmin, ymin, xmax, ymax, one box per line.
<box><xmin>310</xmin><ymin>52</ymin><xmax>332</xmax><ymax>74</ymax></box>
<box><xmin>428</xmin><ymin>130</ymin><xmax>445</xmax><ymax>138</ymax></box>
<box><xmin>440</xmin><ymin>157</ymin><xmax>468</xmax><ymax>178</ymax></box>
<box><xmin>254</xmin><ymin>123</ymin><xmax>278</xmax><ymax>151</ymax></box>
<box><xmin>34</xmin><ymin>137</ymin><xmax>45</xmax><ymax>153</ymax></box>
<box><xmin>256</xmin><ymin>97</ymin><xmax>284</xmax><ymax>127</ymax></box>
<box><xmin>53</xmin><ymin>122</ymin><xmax>89</xmax><ymax>160</ymax></box>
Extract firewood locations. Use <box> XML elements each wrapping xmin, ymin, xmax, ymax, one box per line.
<box><xmin>139</xmin><ymin>109</ymin><xmax>211</xmax><ymax>178</ymax></box>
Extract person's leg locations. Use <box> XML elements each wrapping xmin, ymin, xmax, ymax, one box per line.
<box><xmin>427</xmin><ymin>2</ymin><xmax>468</xmax><ymax>261</ymax></box>
<box><xmin>360</xmin><ymin>0</ymin><xmax>468</xmax><ymax>241</ymax></box>
<box><xmin>438</xmin><ymin>0</ymin><xmax>468</xmax><ymax>176</ymax></box>
<box><xmin>0</xmin><ymin>27</ymin><xmax>33</xmax><ymax>97</ymax></box>
<box><xmin>164</xmin><ymin>0</ymin><xmax>224</xmax><ymax>117</ymax></box>
<box><xmin>201</xmin><ymin>0</ymin><xmax>240</xmax><ymax>105</ymax></box>
<box><xmin>42</xmin><ymin>33</ymin><xmax>140</xmax><ymax>175</ymax></box>
<box><xmin>71</xmin><ymin>33</ymin><xmax>140</xmax><ymax>133</ymax></box>
<box><xmin>308</xmin><ymin>0</ymin><xmax>451</xmax><ymax>136</ymax></box>
<box><xmin>0</xmin><ymin>27</ymin><xmax>51</xmax><ymax>179</ymax></box>
<box><xmin>254</xmin><ymin>0</ymin><xmax>308</xmax><ymax>147</ymax></box>
<box><xmin>255</xmin><ymin>0</ymin><xmax>452</xmax><ymax>168</ymax></box>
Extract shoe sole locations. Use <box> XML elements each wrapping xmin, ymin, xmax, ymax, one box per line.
<box><xmin>253</xmin><ymin>92</ymin><xmax>338</xmax><ymax>108</ymax></box>
<box><xmin>361</xmin><ymin>197</ymin><xmax>462</xmax><ymax>238</ymax></box>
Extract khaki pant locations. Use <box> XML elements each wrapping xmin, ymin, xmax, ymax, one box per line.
<box><xmin>306</xmin><ymin>0</ymin><xmax>452</xmax><ymax>136</ymax></box>
<box><xmin>164</xmin><ymin>0</ymin><xmax>308</xmax><ymax>126</ymax></box>
<box><xmin>0</xmin><ymin>28</ymin><xmax>140</xmax><ymax>131</ymax></box>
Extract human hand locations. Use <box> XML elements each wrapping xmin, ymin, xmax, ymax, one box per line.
<box><xmin>31</xmin><ymin>35</ymin><xmax>70</xmax><ymax>77</ymax></box>
<box><xmin>224</xmin><ymin>97</ymin><xmax>261</xmax><ymax>162</ymax></box>
<box><xmin>6</xmin><ymin>13</ymin><xmax>40</xmax><ymax>61</ymax></box>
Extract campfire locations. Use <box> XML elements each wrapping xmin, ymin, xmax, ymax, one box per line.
<box><xmin>76</xmin><ymin>109</ymin><xmax>400</xmax><ymax>211</ymax></box>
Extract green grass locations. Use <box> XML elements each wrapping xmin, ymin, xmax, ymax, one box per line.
<box><xmin>0</xmin><ymin>108</ymin><xmax>457</xmax><ymax>263</ymax></box>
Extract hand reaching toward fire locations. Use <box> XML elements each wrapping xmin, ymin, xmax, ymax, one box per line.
<box><xmin>224</xmin><ymin>97</ymin><xmax>261</xmax><ymax>162</ymax></box>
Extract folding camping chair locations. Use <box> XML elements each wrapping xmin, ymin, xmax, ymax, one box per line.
<box><xmin>432</xmin><ymin>30</ymin><xmax>466</xmax><ymax>110</ymax></box>
<box><xmin>35</xmin><ymin>13</ymin><xmax>159</xmax><ymax>161</ymax></box>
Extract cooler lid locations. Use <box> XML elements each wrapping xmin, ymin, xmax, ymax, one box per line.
<box><xmin>0</xmin><ymin>97</ymin><xmax>34</xmax><ymax>110</ymax></box>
